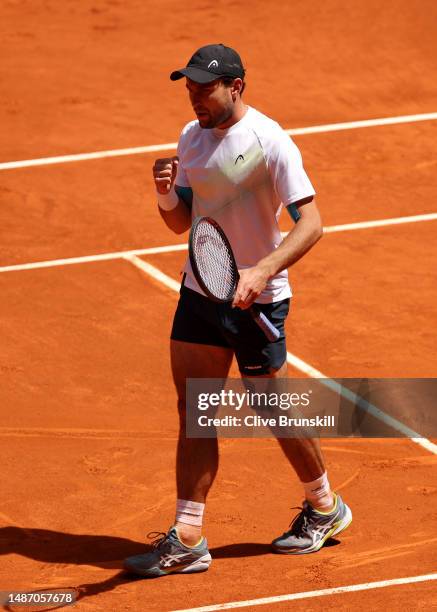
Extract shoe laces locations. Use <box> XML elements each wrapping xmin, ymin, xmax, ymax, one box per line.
<box><xmin>147</xmin><ymin>531</ymin><xmax>170</xmax><ymax>549</ymax></box>
<box><xmin>286</xmin><ymin>504</ymin><xmax>314</xmax><ymax>538</ymax></box>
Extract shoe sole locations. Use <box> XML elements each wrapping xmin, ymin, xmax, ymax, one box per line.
<box><xmin>124</xmin><ymin>553</ymin><xmax>212</xmax><ymax>578</ymax></box>
<box><xmin>272</xmin><ymin>505</ymin><xmax>353</xmax><ymax>555</ymax></box>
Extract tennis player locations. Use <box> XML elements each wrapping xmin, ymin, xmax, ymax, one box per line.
<box><xmin>124</xmin><ymin>44</ymin><xmax>352</xmax><ymax>577</ymax></box>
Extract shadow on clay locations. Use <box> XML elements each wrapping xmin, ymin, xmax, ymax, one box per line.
<box><xmin>0</xmin><ymin>527</ymin><xmax>342</xmax><ymax>607</ymax></box>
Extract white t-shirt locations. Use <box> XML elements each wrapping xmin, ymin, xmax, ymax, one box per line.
<box><xmin>176</xmin><ymin>106</ymin><xmax>315</xmax><ymax>303</ymax></box>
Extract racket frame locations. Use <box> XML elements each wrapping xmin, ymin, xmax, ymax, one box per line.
<box><xmin>188</xmin><ymin>216</ymin><xmax>280</xmax><ymax>343</ymax></box>
<box><xmin>188</xmin><ymin>216</ymin><xmax>240</xmax><ymax>303</ymax></box>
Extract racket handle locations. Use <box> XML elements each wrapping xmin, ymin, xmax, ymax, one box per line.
<box><xmin>250</xmin><ymin>308</ymin><xmax>280</xmax><ymax>342</ymax></box>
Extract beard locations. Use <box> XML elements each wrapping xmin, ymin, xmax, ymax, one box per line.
<box><xmin>196</xmin><ymin>106</ymin><xmax>234</xmax><ymax>129</ymax></box>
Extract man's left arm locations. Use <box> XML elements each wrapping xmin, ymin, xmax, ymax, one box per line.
<box><xmin>232</xmin><ymin>197</ymin><xmax>322</xmax><ymax>308</ymax></box>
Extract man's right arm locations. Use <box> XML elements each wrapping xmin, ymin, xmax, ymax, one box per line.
<box><xmin>153</xmin><ymin>156</ymin><xmax>192</xmax><ymax>234</ymax></box>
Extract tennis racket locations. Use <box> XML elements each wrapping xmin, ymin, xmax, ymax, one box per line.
<box><xmin>188</xmin><ymin>216</ymin><xmax>280</xmax><ymax>342</ymax></box>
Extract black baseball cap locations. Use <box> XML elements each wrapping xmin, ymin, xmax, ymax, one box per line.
<box><xmin>170</xmin><ymin>44</ymin><xmax>245</xmax><ymax>83</ymax></box>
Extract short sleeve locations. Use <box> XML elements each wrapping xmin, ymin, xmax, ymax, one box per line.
<box><xmin>175</xmin><ymin>150</ymin><xmax>189</xmax><ymax>188</ymax></box>
<box><xmin>266</xmin><ymin>130</ymin><xmax>315</xmax><ymax>205</ymax></box>
<box><xmin>174</xmin><ymin>124</ymin><xmax>192</xmax><ymax>189</ymax></box>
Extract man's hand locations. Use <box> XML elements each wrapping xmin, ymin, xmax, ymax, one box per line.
<box><xmin>232</xmin><ymin>265</ymin><xmax>270</xmax><ymax>309</ymax></box>
<box><xmin>153</xmin><ymin>156</ymin><xmax>179</xmax><ymax>194</ymax></box>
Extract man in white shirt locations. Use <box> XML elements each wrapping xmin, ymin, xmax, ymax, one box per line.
<box><xmin>124</xmin><ymin>44</ymin><xmax>352</xmax><ymax>578</ymax></box>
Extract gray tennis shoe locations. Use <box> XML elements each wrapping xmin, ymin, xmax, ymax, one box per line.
<box><xmin>123</xmin><ymin>527</ymin><xmax>211</xmax><ymax>577</ymax></box>
<box><xmin>272</xmin><ymin>493</ymin><xmax>352</xmax><ymax>554</ymax></box>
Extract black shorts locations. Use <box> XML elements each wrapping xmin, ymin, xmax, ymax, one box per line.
<box><xmin>171</xmin><ymin>283</ymin><xmax>290</xmax><ymax>376</ymax></box>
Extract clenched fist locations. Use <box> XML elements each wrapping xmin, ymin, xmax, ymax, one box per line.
<box><xmin>153</xmin><ymin>156</ymin><xmax>179</xmax><ymax>194</ymax></box>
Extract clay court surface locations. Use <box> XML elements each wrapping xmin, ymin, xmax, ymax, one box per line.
<box><xmin>1</xmin><ymin>1</ymin><xmax>437</xmax><ymax>610</ymax></box>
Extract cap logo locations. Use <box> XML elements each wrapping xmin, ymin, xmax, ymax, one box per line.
<box><xmin>207</xmin><ymin>60</ymin><xmax>219</xmax><ymax>69</ymax></box>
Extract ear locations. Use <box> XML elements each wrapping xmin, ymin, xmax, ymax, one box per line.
<box><xmin>231</xmin><ymin>78</ymin><xmax>243</xmax><ymax>99</ymax></box>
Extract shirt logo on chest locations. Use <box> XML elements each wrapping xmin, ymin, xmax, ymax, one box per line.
<box><xmin>234</xmin><ymin>154</ymin><xmax>245</xmax><ymax>164</ymax></box>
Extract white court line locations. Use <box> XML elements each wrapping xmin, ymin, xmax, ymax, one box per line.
<box><xmin>123</xmin><ymin>253</ymin><xmax>181</xmax><ymax>292</ymax></box>
<box><xmin>171</xmin><ymin>573</ymin><xmax>437</xmax><ymax>612</ymax></box>
<box><xmin>122</xmin><ymin>257</ymin><xmax>437</xmax><ymax>455</ymax></box>
<box><xmin>321</xmin><ymin>212</ymin><xmax>437</xmax><ymax>233</ymax></box>
<box><xmin>0</xmin><ymin>142</ymin><xmax>178</xmax><ymax>171</ymax></box>
<box><xmin>0</xmin><ymin>243</ymin><xmax>188</xmax><ymax>273</ymax></box>
<box><xmin>1</xmin><ymin>112</ymin><xmax>437</xmax><ymax>171</ymax></box>
<box><xmin>286</xmin><ymin>353</ymin><xmax>437</xmax><ymax>455</ymax></box>
<box><xmin>1</xmin><ymin>212</ymin><xmax>437</xmax><ymax>274</ymax></box>
<box><xmin>287</xmin><ymin>112</ymin><xmax>437</xmax><ymax>136</ymax></box>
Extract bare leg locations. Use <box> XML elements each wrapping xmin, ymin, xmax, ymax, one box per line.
<box><xmin>171</xmin><ymin>339</ymin><xmax>233</xmax><ymax>544</ymax></box>
<box><xmin>257</xmin><ymin>361</ymin><xmax>331</xmax><ymax>505</ymax></box>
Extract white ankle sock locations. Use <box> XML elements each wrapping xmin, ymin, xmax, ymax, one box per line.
<box><xmin>302</xmin><ymin>472</ymin><xmax>334</xmax><ymax>512</ymax></box>
<box><xmin>175</xmin><ymin>499</ymin><xmax>205</xmax><ymax>527</ymax></box>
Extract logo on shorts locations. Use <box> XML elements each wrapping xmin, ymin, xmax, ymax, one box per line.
<box><xmin>245</xmin><ymin>365</ymin><xmax>263</xmax><ymax>370</ymax></box>
<box><xmin>208</xmin><ymin>60</ymin><xmax>219</xmax><ymax>69</ymax></box>
<box><xmin>235</xmin><ymin>154</ymin><xmax>245</xmax><ymax>164</ymax></box>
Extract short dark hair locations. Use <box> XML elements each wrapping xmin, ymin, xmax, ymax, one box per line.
<box><xmin>221</xmin><ymin>76</ymin><xmax>246</xmax><ymax>96</ymax></box>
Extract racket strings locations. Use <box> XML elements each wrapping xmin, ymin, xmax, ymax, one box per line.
<box><xmin>192</xmin><ymin>221</ymin><xmax>237</xmax><ymax>301</ymax></box>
